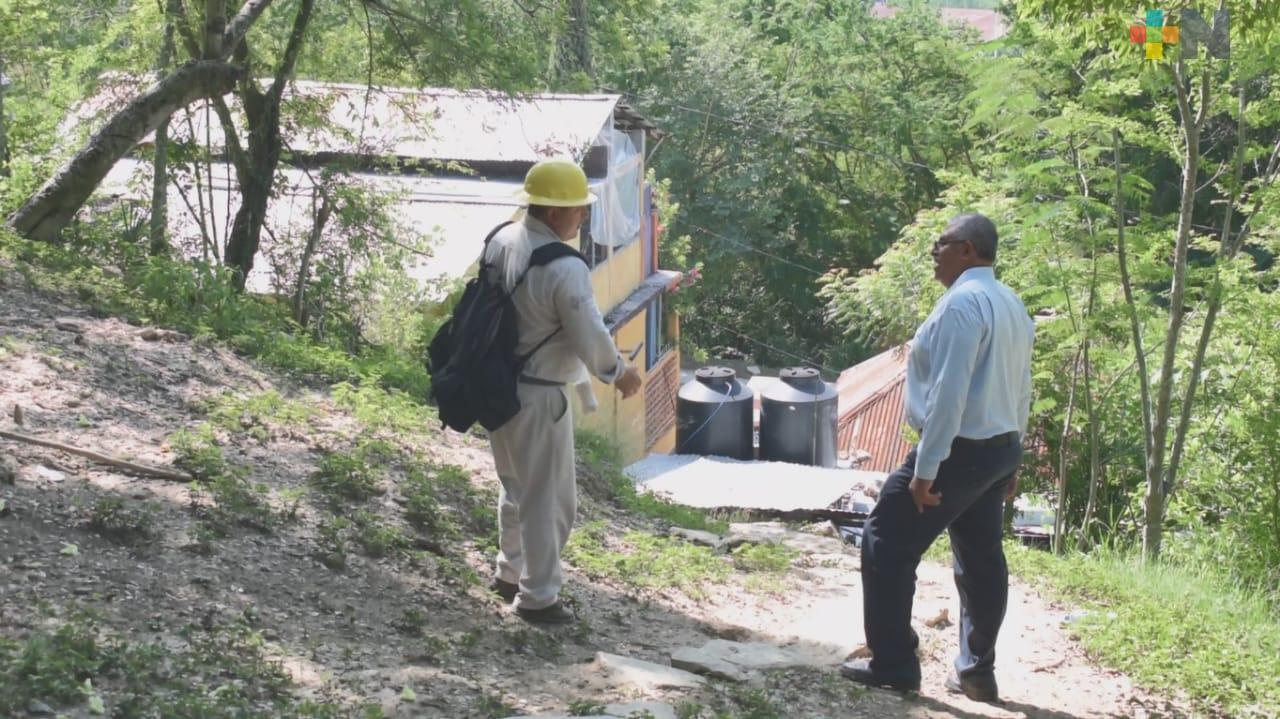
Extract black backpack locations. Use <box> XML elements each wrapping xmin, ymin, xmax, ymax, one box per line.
<box><xmin>427</xmin><ymin>222</ymin><xmax>587</xmax><ymax>433</ymax></box>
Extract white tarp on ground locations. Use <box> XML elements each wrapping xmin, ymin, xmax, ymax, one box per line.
<box><xmin>625</xmin><ymin>454</ymin><xmax>884</xmax><ymax>512</ymax></box>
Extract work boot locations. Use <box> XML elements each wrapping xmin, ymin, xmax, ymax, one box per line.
<box><xmin>490</xmin><ymin>578</ymin><xmax>518</xmax><ymax>603</ymax></box>
<box><xmin>945</xmin><ymin>670</ymin><xmax>999</xmax><ymax>703</ymax></box>
<box><xmin>515</xmin><ymin>601</ymin><xmax>575</xmax><ymax>625</ymax></box>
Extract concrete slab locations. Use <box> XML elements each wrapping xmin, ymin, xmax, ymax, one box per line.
<box><xmin>593</xmin><ymin>652</ymin><xmax>706</xmax><ymax>691</ymax></box>
<box><xmin>625</xmin><ymin>454</ymin><xmax>882</xmax><ymax>513</ymax></box>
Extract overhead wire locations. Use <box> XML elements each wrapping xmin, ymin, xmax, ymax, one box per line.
<box><xmin>683</xmin><ymin>222</ymin><xmax>828</xmax><ymax>277</ymax></box>
<box><xmin>692</xmin><ymin>316</ymin><xmax>842</xmax><ymax>376</ymax></box>
<box><xmin>615</xmin><ymin>88</ymin><xmax>1235</xmax><ymax>237</ymax></box>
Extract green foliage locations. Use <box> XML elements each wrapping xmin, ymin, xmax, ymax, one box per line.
<box><xmin>401</xmin><ymin>464</ymin><xmax>465</xmax><ymax>540</ymax></box>
<box><xmin>169</xmin><ymin>423</ymin><xmax>230</xmax><ymax>480</ymax></box>
<box><xmin>205</xmin><ymin>391</ymin><xmax>317</xmax><ymax>439</ymax></box>
<box><xmin>597</xmin><ymin>0</ymin><xmax>981</xmax><ymax>368</ymax></box>
<box><xmin>86</xmin><ymin>497</ymin><xmax>157</xmax><ymax>545</ymax></box>
<box><xmin>575</xmin><ymin>430</ymin><xmax>727</xmax><ymax>533</ymax></box>
<box><xmin>730</xmin><ymin>542</ymin><xmax>796</xmax><ymax>574</ymax></box>
<box><xmin>310</xmin><ymin>439</ymin><xmax>396</xmax><ymax>506</ymax></box>
<box><xmin>332</xmin><ymin>376</ymin><xmax>435</xmax><ymax>436</ymax></box>
<box><xmin>567</xmin><ymin>700</ymin><xmax>607</xmax><ymax>716</ymax></box>
<box><xmin>0</xmin><ymin>615</ymin><xmax>368</xmax><ymax>717</ymax></box>
<box><xmin>351</xmin><ymin>510</ymin><xmax>410</xmax><ymax>559</ymax></box>
<box><xmin>1010</xmin><ymin>544</ymin><xmax>1280</xmax><ymax>717</ymax></box>
<box><xmin>170</xmin><ymin>423</ymin><xmax>281</xmax><ymax>535</ymax></box>
<box><xmin>315</xmin><ymin>516</ymin><xmax>352</xmax><ymax>570</ymax></box>
<box><xmin>565</xmin><ymin>521</ymin><xmax>730</xmax><ymax>599</ymax></box>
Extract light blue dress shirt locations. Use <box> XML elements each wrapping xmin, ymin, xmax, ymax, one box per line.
<box><xmin>905</xmin><ymin>266</ymin><xmax>1035</xmax><ymax>480</ymax></box>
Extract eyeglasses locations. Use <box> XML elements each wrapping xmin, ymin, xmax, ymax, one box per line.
<box><xmin>932</xmin><ymin>238</ymin><xmax>969</xmax><ymax>252</ymax></box>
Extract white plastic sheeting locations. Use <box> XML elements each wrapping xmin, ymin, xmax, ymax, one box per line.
<box><xmin>589</xmin><ymin>128</ymin><xmax>644</xmax><ymax>249</ymax></box>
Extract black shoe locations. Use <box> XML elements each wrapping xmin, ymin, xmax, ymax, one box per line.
<box><xmin>945</xmin><ymin>670</ymin><xmax>999</xmax><ymax>703</ymax></box>
<box><xmin>515</xmin><ymin>601</ymin><xmax>575</xmax><ymax>625</ymax></box>
<box><xmin>490</xmin><ymin>578</ymin><xmax>518</xmax><ymax>603</ymax></box>
<box><xmin>838</xmin><ymin>658</ymin><xmax>920</xmax><ymax>692</ymax></box>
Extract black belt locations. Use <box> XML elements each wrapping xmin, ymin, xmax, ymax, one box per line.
<box><xmin>518</xmin><ymin>374</ymin><xmax>565</xmax><ymax>387</ymax></box>
<box><xmin>954</xmin><ymin>431</ymin><xmax>1019</xmax><ymax>448</ymax></box>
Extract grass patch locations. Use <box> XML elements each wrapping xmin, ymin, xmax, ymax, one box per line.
<box><xmin>731</xmin><ymin>542</ymin><xmax>796</xmax><ymax>573</ymax></box>
<box><xmin>575</xmin><ymin>430</ymin><xmax>727</xmax><ymax>534</ymax></box>
<box><xmin>351</xmin><ymin>510</ymin><xmax>410</xmax><ymax>559</ymax></box>
<box><xmin>0</xmin><ymin>614</ymin><xmax>375</xmax><ymax>717</ymax></box>
<box><xmin>400</xmin><ymin>460</ymin><xmax>497</xmax><ymax>553</ymax></box>
<box><xmin>0</xmin><ymin>228</ymin><xmax>433</xmax><ymax>401</ymax></box>
<box><xmin>566</xmin><ymin>521</ymin><xmax>730</xmax><ymax>599</ymax></box>
<box><xmin>332</xmin><ymin>376</ymin><xmax>435</xmax><ymax>436</ymax></box>
<box><xmin>310</xmin><ymin>439</ymin><xmax>396</xmax><ymax>506</ymax></box>
<box><xmin>1007</xmin><ymin>543</ymin><xmax>1280</xmax><ymax>718</ymax></box>
<box><xmin>169</xmin><ymin>423</ymin><xmax>231</xmax><ymax>480</ymax></box>
<box><xmin>170</xmin><ymin>424</ymin><xmax>282</xmax><ymax>535</ymax></box>
<box><xmin>401</xmin><ymin>466</ymin><xmax>460</xmax><ymax>540</ymax></box>
<box><xmin>732</xmin><ymin>543</ymin><xmax>797</xmax><ymax>596</ymax></box>
<box><xmin>205</xmin><ymin>390</ymin><xmax>317</xmax><ymax>440</ymax></box>
<box><xmin>86</xmin><ymin>497</ymin><xmax>158</xmax><ymax>545</ymax></box>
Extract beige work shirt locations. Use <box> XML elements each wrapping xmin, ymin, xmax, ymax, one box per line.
<box><xmin>482</xmin><ymin>215</ymin><xmax>623</xmax><ymax>386</ymax></box>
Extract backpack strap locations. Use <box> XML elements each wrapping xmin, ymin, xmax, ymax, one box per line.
<box><xmin>514</xmin><ymin>242</ymin><xmax>590</xmax><ymax>370</ymax></box>
<box><xmin>528</xmin><ymin>241</ymin><xmax>588</xmax><ymax>268</ymax></box>
<box><xmin>478</xmin><ymin>221</ymin><xmax>516</xmax><ymax>273</ymax></box>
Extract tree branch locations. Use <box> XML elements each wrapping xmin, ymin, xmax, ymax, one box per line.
<box><xmin>0</xmin><ymin>429</ymin><xmax>194</xmax><ymax>482</ymax></box>
<box><xmin>222</xmin><ymin>0</ymin><xmax>275</xmax><ymax>58</ymax></box>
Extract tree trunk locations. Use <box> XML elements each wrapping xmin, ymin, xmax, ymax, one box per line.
<box><xmin>149</xmin><ymin>9</ymin><xmax>179</xmax><ymax>256</ymax></box>
<box><xmin>1144</xmin><ymin>56</ymin><xmax>1207</xmax><ymax>561</ymax></box>
<box><xmin>1078</xmin><ymin>342</ymin><xmax>1101</xmax><ymax>551</ymax></box>
<box><xmin>293</xmin><ymin>191</ymin><xmax>332</xmax><ymax>326</ymax></box>
<box><xmin>0</xmin><ymin>57</ymin><xmax>9</xmax><ymax>178</ymax></box>
<box><xmin>222</xmin><ymin>0</ymin><xmax>316</xmax><ymax>291</ymax></box>
<box><xmin>204</xmin><ymin>0</ymin><xmax>227</xmax><ymax>59</ymax></box>
<box><xmin>1054</xmin><ymin>348</ymin><xmax>1082</xmax><ymax>555</ymax></box>
<box><xmin>1168</xmin><ymin>103</ymin><xmax>1280</xmax><ymax>502</ymax></box>
<box><xmin>556</xmin><ymin>0</ymin><xmax>592</xmax><ymax>81</ymax></box>
<box><xmin>6</xmin><ymin>0</ymin><xmax>275</xmax><ymax>243</ymax></box>
<box><xmin>7</xmin><ymin>61</ymin><xmax>241</xmax><ymax>242</ymax></box>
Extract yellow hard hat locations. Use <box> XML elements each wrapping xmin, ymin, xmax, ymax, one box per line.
<box><xmin>516</xmin><ymin>157</ymin><xmax>598</xmax><ymax>207</ymax></box>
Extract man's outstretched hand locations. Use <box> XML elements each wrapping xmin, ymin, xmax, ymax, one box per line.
<box><xmin>909</xmin><ymin>477</ymin><xmax>942</xmax><ymax>513</ymax></box>
<box><xmin>615</xmin><ymin>365</ymin><xmax>642</xmax><ymax>398</ymax></box>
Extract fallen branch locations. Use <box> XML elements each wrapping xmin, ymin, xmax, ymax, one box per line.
<box><xmin>0</xmin><ymin>429</ymin><xmax>194</xmax><ymax>482</ymax></box>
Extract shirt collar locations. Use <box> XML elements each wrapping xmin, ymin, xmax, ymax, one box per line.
<box><xmin>521</xmin><ymin>214</ymin><xmax>562</xmax><ymax>247</ymax></box>
<box><xmin>952</xmin><ymin>265</ymin><xmax>995</xmax><ymax>288</ymax></box>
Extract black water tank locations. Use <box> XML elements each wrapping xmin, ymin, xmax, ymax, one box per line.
<box><xmin>676</xmin><ymin>367</ymin><xmax>754</xmax><ymax>459</ymax></box>
<box><xmin>759</xmin><ymin>366</ymin><xmax>839</xmax><ymax>467</ymax></box>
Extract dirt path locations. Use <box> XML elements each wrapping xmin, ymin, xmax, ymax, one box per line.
<box><xmin>0</xmin><ymin>267</ymin><xmax>1188</xmax><ymax>718</ymax></box>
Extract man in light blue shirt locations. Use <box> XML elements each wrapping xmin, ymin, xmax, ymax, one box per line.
<box><xmin>841</xmin><ymin>214</ymin><xmax>1034</xmax><ymax>703</ymax></box>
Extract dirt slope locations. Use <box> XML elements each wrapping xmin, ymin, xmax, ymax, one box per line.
<box><xmin>0</xmin><ymin>264</ymin><xmax>1189</xmax><ymax>718</ymax></box>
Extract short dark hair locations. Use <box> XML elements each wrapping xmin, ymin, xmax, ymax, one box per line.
<box><xmin>950</xmin><ymin>213</ymin><xmax>998</xmax><ymax>261</ymax></box>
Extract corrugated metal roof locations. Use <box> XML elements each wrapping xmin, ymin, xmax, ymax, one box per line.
<box><xmin>869</xmin><ymin>3</ymin><xmax>1009</xmax><ymax>42</ymax></box>
<box><xmin>281</xmin><ymin>82</ymin><xmax>622</xmax><ymax>163</ymax></box>
<box><xmin>70</xmin><ymin>78</ymin><xmax>632</xmax><ymax>165</ymax></box>
<box><xmin>837</xmin><ymin>343</ymin><xmax>909</xmax><ymax>416</ymax></box>
<box><xmin>836</xmin><ymin>345</ymin><xmax>911</xmax><ymax>473</ymax></box>
<box><xmin>838</xmin><ymin>373</ymin><xmax>911</xmax><ymax>473</ymax></box>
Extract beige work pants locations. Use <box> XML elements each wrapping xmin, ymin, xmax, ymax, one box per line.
<box><xmin>488</xmin><ymin>382</ymin><xmax>577</xmax><ymax>610</ymax></box>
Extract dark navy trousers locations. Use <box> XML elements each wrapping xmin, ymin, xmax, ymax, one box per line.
<box><xmin>860</xmin><ymin>437</ymin><xmax>1022</xmax><ymax>683</ymax></box>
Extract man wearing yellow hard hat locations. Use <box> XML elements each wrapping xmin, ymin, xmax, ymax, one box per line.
<box><xmin>484</xmin><ymin>157</ymin><xmax>642</xmax><ymax>624</ymax></box>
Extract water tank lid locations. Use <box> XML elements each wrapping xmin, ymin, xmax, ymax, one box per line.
<box><xmin>778</xmin><ymin>366</ymin><xmax>825</xmax><ymax>392</ymax></box>
<box><xmin>695</xmin><ymin>366</ymin><xmax>737</xmax><ymax>384</ymax></box>
<box><xmin>780</xmin><ymin>367</ymin><xmax>820</xmax><ymax>381</ymax></box>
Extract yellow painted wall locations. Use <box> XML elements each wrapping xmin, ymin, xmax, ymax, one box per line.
<box><xmin>590</xmin><ymin>240</ymin><xmax>644</xmax><ymax>311</ymax></box>
<box><xmin>572</xmin><ymin>304</ymin><xmax>676</xmax><ymax>464</ymax></box>
<box><xmin>612</xmin><ymin>312</ymin><xmax>648</xmax><ymax>460</ymax></box>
